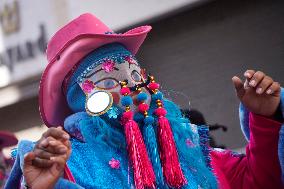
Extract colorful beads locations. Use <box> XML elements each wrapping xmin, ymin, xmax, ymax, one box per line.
<box><xmin>120</xmin><ymin>87</ymin><xmax>131</xmax><ymax>95</ymax></box>
<box><xmin>82</xmin><ymin>80</ymin><xmax>94</xmax><ymax>93</ymax></box>
<box><xmin>121</xmin><ymin>96</ymin><xmax>133</xmax><ymax>106</ymax></box>
<box><xmin>152</xmin><ymin>92</ymin><xmax>163</xmax><ymax>101</ymax></box>
<box><xmin>137</xmin><ymin>92</ymin><xmax>148</xmax><ymax>101</ymax></box>
<box><xmin>148</xmin><ymin>82</ymin><xmax>160</xmax><ymax>91</ymax></box>
<box><xmin>138</xmin><ymin>103</ymin><xmax>149</xmax><ymax>113</ymax></box>
<box><xmin>154</xmin><ymin>107</ymin><xmax>167</xmax><ymax>117</ymax></box>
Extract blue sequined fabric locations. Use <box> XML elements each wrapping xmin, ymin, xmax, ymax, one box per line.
<box><xmin>65</xmin><ymin>113</ymin><xmax>134</xmax><ymax>189</ymax></box>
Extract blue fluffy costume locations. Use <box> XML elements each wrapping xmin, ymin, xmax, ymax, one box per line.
<box><xmin>5</xmin><ymin>44</ymin><xmax>284</xmax><ymax>189</ymax></box>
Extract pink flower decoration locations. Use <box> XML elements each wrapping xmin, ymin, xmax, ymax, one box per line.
<box><xmin>82</xmin><ymin>80</ymin><xmax>94</xmax><ymax>93</ymax></box>
<box><xmin>109</xmin><ymin>158</ymin><xmax>120</xmax><ymax>169</ymax></box>
<box><xmin>102</xmin><ymin>60</ymin><xmax>115</xmax><ymax>73</ymax></box>
<box><xmin>125</xmin><ymin>56</ymin><xmax>136</xmax><ymax>64</ymax></box>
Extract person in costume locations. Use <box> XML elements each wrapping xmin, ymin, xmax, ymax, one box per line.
<box><xmin>4</xmin><ymin>13</ymin><xmax>284</xmax><ymax>189</ymax></box>
<box><xmin>0</xmin><ymin>131</ymin><xmax>18</xmax><ymax>188</ymax></box>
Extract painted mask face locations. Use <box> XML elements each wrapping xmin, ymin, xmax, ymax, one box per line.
<box><xmin>78</xmin><ymin>56</ymin><xmax>151</xmax><ymax>115</ymax></box>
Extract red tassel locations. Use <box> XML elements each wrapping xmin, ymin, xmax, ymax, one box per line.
<box><xmin>122</xmin><ymin>111</ymin><xmax>156</xmax><ymax>189</ymax></box>
<box><xmin>155</xmin><ymin>108</ymin><xmax>187</xmax><ymax>188</ymax></box>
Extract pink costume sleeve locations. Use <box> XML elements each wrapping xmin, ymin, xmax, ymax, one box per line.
<box><xmin>211</xmin><ymin>113</ymin><xmax>283</xmax><ymax>189</ymax></box>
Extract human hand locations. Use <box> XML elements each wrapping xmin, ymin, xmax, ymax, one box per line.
<box><xmin>32</xmin><ymin>127</ymin><xmax>70</xmax><ymax>168</ymax></box>
<box><xmin>23</xmin><ymin>127</ymin><xmax>71</xmax><ymax>189</ymax></box>
<box><xmin>232</xmin><ymin>70</ymin><xmax>281</xmax><ymax>117</ymax></box>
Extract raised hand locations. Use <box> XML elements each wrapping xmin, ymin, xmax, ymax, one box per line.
<box><xmin>32</xmin><ymin>127</ymin><xmax>70</xmax><ymax>168</ymax></box>
<box><xmin>23</xmin><ymin>127</ymin><xmax>71</xmax><ymax>189</ymax></box>
<box><xmin>232</xmin><ymin>70</ymin><xmax>281</xmax><ymax>117</ymax></box>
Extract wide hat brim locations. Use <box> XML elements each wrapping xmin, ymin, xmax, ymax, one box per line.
<box><xmin>0</xmin><ymin>131</ymin><xmax>18</xmax><ymax>149</ymax></box>
<box><xmin>39</xmin><ymin>13</ymin><xmax>152</xmax><ymax>127</ymax></box>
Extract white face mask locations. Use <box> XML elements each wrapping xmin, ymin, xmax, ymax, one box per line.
<box><xmin>78</xmin><ymin>58</ymin><xmax>151</xmax><ymax>116</ymax></box>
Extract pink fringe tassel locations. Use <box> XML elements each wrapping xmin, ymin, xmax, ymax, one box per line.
<box><xmin>122</xmin><ymin>112</ymin><xmax>156</xmax><ymax>189</ymax></box>
<box><xmin>157</xmin><ymin>116</ymin><xmax>187</xmax><ymax>188</ymax></box>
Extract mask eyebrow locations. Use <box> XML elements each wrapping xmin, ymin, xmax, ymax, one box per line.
<box><xmin>85</xmin><ymin>67</ymin><xmax>119</xmax><ymax>78</ymax></box>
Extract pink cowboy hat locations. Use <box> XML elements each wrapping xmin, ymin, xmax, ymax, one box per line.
<box><xmin>39</xmin><ymin>13</ymin><xmax>152</xmax><ymax>127</ymax></box>
<box><xmin>0</xmin><ymin>131</ymin><xmax>18</xmax><ymax>149</ymax></box>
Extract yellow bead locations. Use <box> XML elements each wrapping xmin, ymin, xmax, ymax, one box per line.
<box><xmin>125</xmin><ymin>106</ymin><xmax>130</xmax><ymax>111</ymax></box>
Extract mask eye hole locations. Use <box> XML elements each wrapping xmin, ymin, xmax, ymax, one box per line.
<box><xmin>94</xmin><ymin>78</ymin><xmax>119</xmax><ymax>90</ymax></box>
<box><xmin>131</xmin><ymin>70</ymin><xmax>142</xmax><ymax>82</ymax></box>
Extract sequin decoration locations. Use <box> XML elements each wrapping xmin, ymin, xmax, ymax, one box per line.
<box><xmin>82</xmin><ymin>80</ymin><xmax>95</xmax><ymax>93</ymax></box>
<box><xmin>102</xmin><ymin>60</ymin><xmax>115</xmax><ymax>73</ymax></box>
<box><xmin>107</xmin><ymin>107</ymin><xmax>119</xmax><ymax>119</ymax></box>
<box><xmin>186</xmin><ymin>138</ymin><xmax>194</xmax><ymax>147</ymax></box>
<box><xmin>77</xmin><ymin>53</ymin><xmax>138</xmax><ymax>83</ymax></box>
<box><xmin>109</xmin><ymin>158</ymin><xmax>120</xmax><ymax>169</ymax></box>
<box><xmin>125</xmin><ymin>56</ymin><xmax>136</xmax><ymax>64</ymax></box>
<box><xmin>10</xmin><ymin>148</ymin><xmax>18</xmax><ymax>159</ymax></box>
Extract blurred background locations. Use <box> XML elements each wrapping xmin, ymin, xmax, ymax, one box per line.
<box><xmin>0</xmin><ymin>0</ymin><xmax>283</xmax><ymax>157</ymax></box>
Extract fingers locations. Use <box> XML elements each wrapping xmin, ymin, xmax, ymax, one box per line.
<box><xmin>33</xmin><ymin>135</ymin><xmax>70</xmax><ymax>169</ymax></box>
<box><xmin>42</xmin><ymin>127</ymin><xmax>70</xmax><ymax>141</ymax></box>
<box><xmin>232</xmin><ymin>76</ymin><xmax>245</xmax><ymax>99</ymax></box>
<box><xmin>243</xmin><ymin>70</ymin><xmax>280</xmax><ymax>95</ymax></box>
<box><xmin>32</xmin><ymin>126</ymin><xmax>71</xmax><ymax>169</ymax></box>
<box><xmin>32</xmin><ymin>145</ymin><xmax>70</xmax><ymax>168</ymax></box>
<box><xmin>51</xmin><ymin>156</ymin><xmax>66</xmax><ymax>167</ymax></box>
<box><xmin>244</xmin><ymin>70</ymin><xmax>255</xmax><ymax>79</ymax></box>
<box><xmin>33</xmin><ymin>147</ymin><xmax>54</xmax><ymax>160</ymax></box>
<box><xmin>34</xmin><ymin>145</ymin><xmax>67</xmax><ymax>160</ymax></box>
<box><xmin>36</xmin><ymin>136</ymin><xmax>68</xmax><ymax>155</ymax></box>
<box><xmin>24</xmin><ymin>152</ymin><xmax>36</xmax><ymax>167</ymax></box>
<box><xmin>37</xmin><ymin>126</ymin><xmax>70</xmax><ymax>151</ymax></box>
<box><xmin>248</xmin><ymin>71</ymin><xmax>265</xmax><ymax>88</ymax></box>
<box><xmin>255</xmin><ymin>76</ymin><xmax>273</xmax><ymax>94</ymax></box>
<box><xmin>32</xmin><ymin>157</ymin><xmax>53</xmax><ymax>168</ymax></box>
<box><xmin>46</xmin><ymin>137</ymin><xmax>69</xmax><ymax>154</ymax></box>
<box><xmin>50</xmin><ymin>156</ymin><xmax>67</xmax><ymax>174</ymax></box>
<box><xmin>266</xmin><ymin>82</ymin><xmax>281</xmax><ymax>96</ymax></box>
